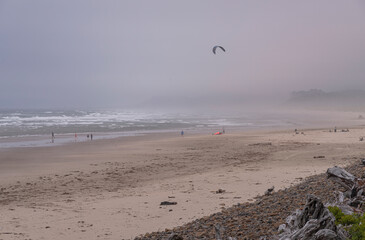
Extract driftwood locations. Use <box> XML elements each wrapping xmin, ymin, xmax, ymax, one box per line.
<box><xmin>278</xmin><ymin>195</ymin><xmax>347</xmax><ymax>240</ymax></box>
<box><xmin>160</xmin><ymin>201</ymin><xmax>177</xmax><ymax>205</ymax></box>
<box><xmin>273</xmin><ymin>166</ymin><xmax>365</xmax><ymax>239</ymax></box>
<box><xmin>326</xmin><ymin>166</ymin><xmax>356</xmax><ymax>190</ymax></box>
<box><xmin>326</xmin><ymin>166</ymin><xmax>365</xmax><ymax>210</ymax></box>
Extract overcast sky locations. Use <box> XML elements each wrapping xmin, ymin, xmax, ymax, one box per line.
<box><xmin>1</xmin><ymin>1</ymin><xmax>365</xmax><ymax>110</ymax></box>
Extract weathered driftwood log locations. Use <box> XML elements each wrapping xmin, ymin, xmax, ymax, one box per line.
<box><xmin>160</xmin><ymin>201</ymin><xmax>177</xmax><ymax>205</ymax></box>
<box><xmin>278</xmin><ymin>195</ymin><xmax>347</xmax><ymax>240</ymax></box>
<box><xmin>326</xmin><ymin>166</ymin><xmax>357</xmax><ymax>190</ymax></box>
<box><xmin>327</xmin><ymin>166</ymin><xmax>365</xmax><ymax>210</ymax></box>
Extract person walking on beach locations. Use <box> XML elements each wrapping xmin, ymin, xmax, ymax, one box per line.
<box><xmin>181</xmin><ymin>130</ymin><xmax>184</xmax><ymax>136</ymax></box>
<box><xmin>90</xmin><ymin>134</ymin><xmax>93</xmax><ymax>140</ymax></box>
<box><xmin>51</xmin><ymin>132</ymin><xmax>55</xmax><ymax>143</ymax></box>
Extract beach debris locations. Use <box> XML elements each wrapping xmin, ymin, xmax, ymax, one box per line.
<box><xmin>361</xmin><ymin>159</ymin><xmax>365</xmax><ymax>166</ymax></box>
<box><xmin>277</xmin><ymin>195</ymin><xmax>347</xmax><ymax>240</ymax></box>
<box><xmin>167</xmin><ymin>233</ymin><xmax>183</xmax><ymax>240</ymax></box>
<box><xmin>264</xmin><ymin>186</ymin><xmax>275</xmax><ymax>196</ymax></box>
<box><xmin>277</xmin><ymin>166</ymin><xmax>365</xmax><ymax>239</ymax></box>
<box><xmin>326</xmin><ymin>166</ymin><xmax>365</xmax><ymax>211</ymax></box>
<box><xmin>160</xmin><ymin>201</ymin><xmax>177</xmax><ymax>206</ymax></box>
<box><xmin>216</xmin><ymin>189</ymin><xmax>226</xmax><ymax>194</ymax></box>
<box><xmin>135</xmin><ymin>163</ymin><xmax>365</xmax><ymax>240</ymax></box>
<box><xmin>248</xmin><ymin>142</ymin><xmax>272</xmax><ymax>146</ymax></box>
<box><xmin>326</xmin><ymin>166</ymin><xmax>356</xmax><ymax>190</ymax></box>
<box><xmin>360</xmin><ymin>137</ymin><xmax>364</xmax><ymax>141</ymax></box>
<box><xmin>212</xmin><ymin>45</ymin><xmax>225</xmax><ymax>54</ymax></box>
<box><xmin>313</xmin><ymin>156</ymin><xmax>325</xmax><ymax>159</ymax></box>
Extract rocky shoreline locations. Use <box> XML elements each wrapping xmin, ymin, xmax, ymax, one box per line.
<box><xmin>135</xmin><ymin>161</ymin><xmax>362</xmax><ymax>239</ymax></box>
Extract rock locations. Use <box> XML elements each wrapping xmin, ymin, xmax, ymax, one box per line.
<box><xmin>335</xmin><ymin>204</ymin><xmax>354</xmax><ymax>215</ymax></box>
<box><xmin>313</xmin><ymin>156</ymin><xmax>325</xmax><ymax>159</ymax></box>
<box><xmin>361</xmin><ymin>159</ymin><xmax>365</xmax><ymax>166</ymax></box>
<box><xmin>216</xmin><ymin>189</ymin><xmax>226</xmax><ymax>194</ymax></box>
<box><xmin>166</xmin><ymin>233</ymin><xmax>183</xmax><ymax>240</ymax></box>
<box><xmin>160</xmin><ymin>201</ymin><xmax>177</xmax><ymax>206</ymax></box>
<box><xmin>215</xmin><ymin>223</ymin><xmax>224</xmax><ymax>240</ymax></box>
<box><xmin>265</xmin><ymin>186</ymin><xmax>275</xmax><ymax>196</ymax></box>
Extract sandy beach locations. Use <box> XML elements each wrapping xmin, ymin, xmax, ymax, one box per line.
<box><xmin>1</xmin><ymin>127</ymin><xmax>365</xmax><ymax>239</ymax></box>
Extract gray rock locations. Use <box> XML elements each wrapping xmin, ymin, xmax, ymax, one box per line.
<box><xmin>167</xmin><ymin>233</ymin><xmax>183</xmax><ymax>240</ymax></box>
<box><xmin>361</xmin><ymin>159</ymin><xmax>365</xmax><ymax>165</ymax></box>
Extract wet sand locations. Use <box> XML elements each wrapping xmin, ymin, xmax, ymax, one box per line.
<box><xmin>0</xmin><ymin>127</ymin><xmax>364</xmax><ymax>239</ymax></box>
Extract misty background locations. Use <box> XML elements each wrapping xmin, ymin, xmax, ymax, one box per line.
<box><xmin>1</xmin><ymin>1</ymin><xmax>365</xmax><ymax>111</ymax></box>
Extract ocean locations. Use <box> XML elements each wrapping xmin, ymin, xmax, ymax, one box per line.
<box><xmin>0</xmin><ymin>109</ymin><xmax>292</xmax><ymax>148</ymax></box>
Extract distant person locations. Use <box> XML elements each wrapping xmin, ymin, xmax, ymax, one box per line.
<box><xmin>334</xmin><ymin>126</ymin><xmax>337</xmax><ymax>133</ymax></box>
<box><xmin>87</xmin><ymin>134</ymin><xmax>89</xmax><ymax>139</ymax></box>
<box><xmin>75</xmin><ymin>133</ymin><xmax>77</xmax><ymax>142</ymax></box>
<box><xmin>181</xmin><ymin>130</ymin><xmax>184</xmax><ymax>136</ymax></box>
<box><xmin>51</xmin><ymin>132</ymin><xmax>55</xmax><ymax>143</ymax></box>
<box><xmin>90</xmin><ymin>134</ymin><xmax>93</xmax><ymax>140</ymax></box>
<box><xmin>222</xmin><ymin>128</ymin><xmax>225</xmax><ymax>134</ymax></box>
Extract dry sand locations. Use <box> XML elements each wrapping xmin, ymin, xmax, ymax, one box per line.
<box><xmin>1</xmin><ymin>127</ymin><xmax>365</xmax><ymax>239</ymax></box>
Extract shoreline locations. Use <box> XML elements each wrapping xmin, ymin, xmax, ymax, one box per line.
<box><xmin>0</xmin><ymin>126</ymin><xmax>365</xmax><ymax>239</ymax></box>
<box><xmin>2</xmin><ymin>108</ymin><xmax>364</xmax><ymax>149</ymax></box>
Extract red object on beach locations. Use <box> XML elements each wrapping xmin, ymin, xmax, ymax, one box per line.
<box><xmin>214</xmin><ymin>132</ymin><xmax>222</xmax><ymax>135</ymax></box>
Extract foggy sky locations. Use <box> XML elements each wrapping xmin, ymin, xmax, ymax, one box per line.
<box><xmin>1</xmin><ymin>1</ymin><xmax>365</xmax><ymax>110</ymax></box>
